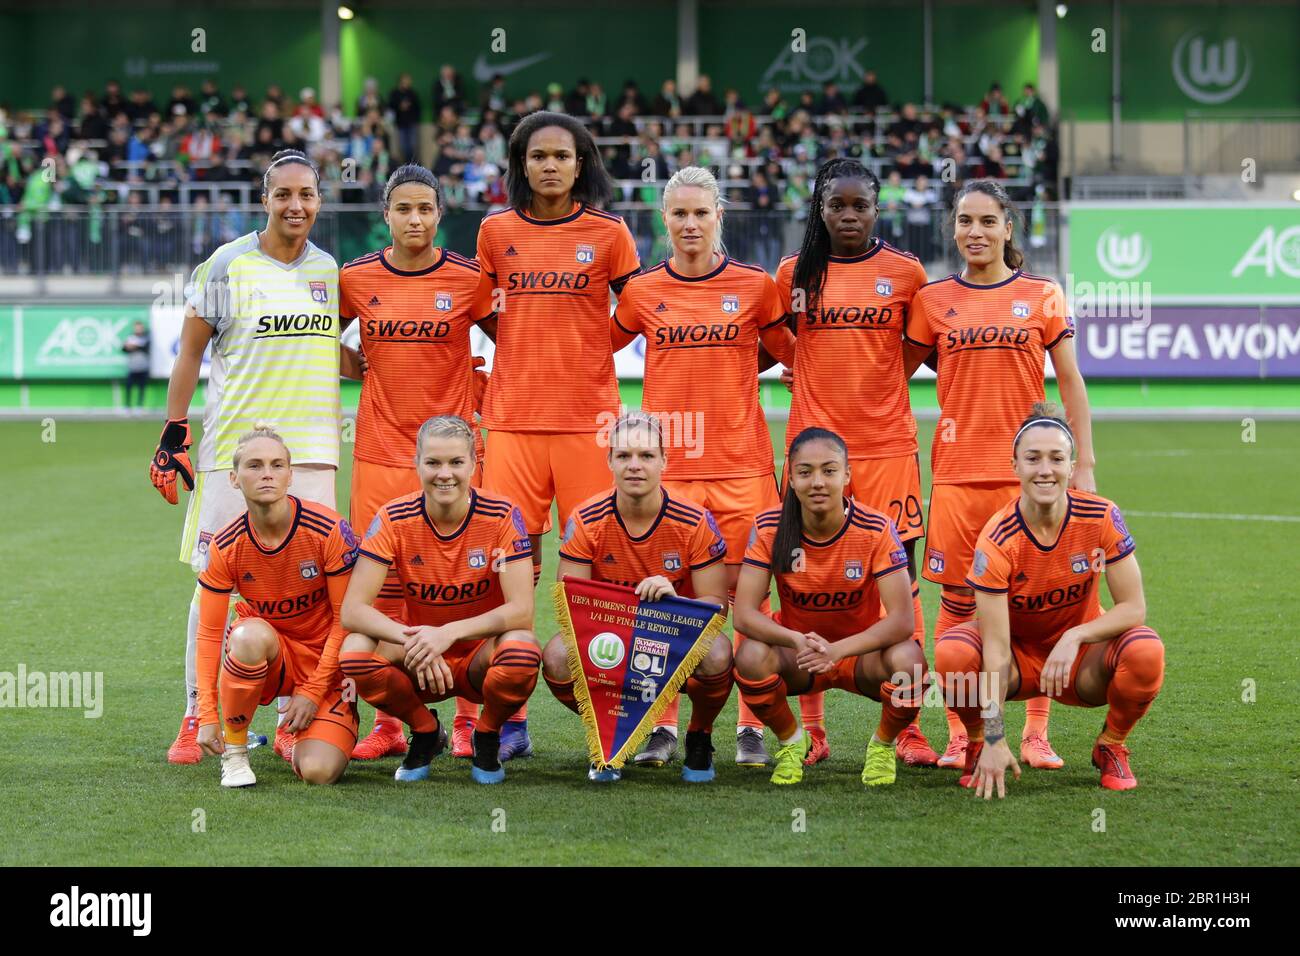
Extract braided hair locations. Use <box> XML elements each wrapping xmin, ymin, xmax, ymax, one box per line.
<box><xmin>791</xmin><ymin>158</ymin><xmax>879</xmax><ymax>320</ymax></box>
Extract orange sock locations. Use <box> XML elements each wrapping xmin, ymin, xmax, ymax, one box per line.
<box><xmin>732</xmin><ymin>598</ymin><xmax>767</xmax><ymax>731</ymax></box>
<box><xmin>478</xmin><ymin>640</ymin><xmax>541</xmax><ymax>733</ymax></box>
<box><xmin>654</xmin><ymin>695</ymin><xmax>680</xmax><ymax>731</ymax></box>
<box><xmin>339</xmin><ymin>651</ymin><xmax>437</xmax><ymax>733</ymax></box>
<box><xmin>933</xmin><ymin>624</ymin><xmax>985</xmax><ymax>742</ymax></box>
<box><xmin>1023</xmin><ymin>696</ymin><xmax>1051</xmax><ymax>737</ymax></box>
<box><xmin>906</xmin><ymin>582</ymin><xmax>926</xmax><ymax>730</ymax></box>
<box><xmin>543</xmin><ymin>673</ymin><xmax>580</xmax><ymax>714</ymax></box>
<box><xmin>877</xmin><ymin>678</ymin><xmax>921</xmax><ymax>743</ymax></box>
<box><xmin>733</xmin><ymin>671</ymin><xmax>797</xmax><ymax>740</ymax></box>
<box><xmin>936</xmin><ymin>591</ymin><xmax>976</xmax><ymax>737</ymax></box>
<box><xmin>1100</xmin><ymin>627</ymin><xmax>1165</xmax><ymax>745</ymax></box>
<box><xmin>799</xmin><ymin>692</ymin><xmax>825</xmax><ymax>730</ymax></box>
<box><xmin>220</xmin><ymin>656</ymin><xmax>268</xmax><ymax>745</ymax></box>
<box><xmin>371</xmin><ymin>709</ymin><xmax>402</xmax><ymax>734</ymax></box>
<box><xmin>511</xmin><ymin>701</ymin><xmax>529</xmax><ymax>722</ymax></box>
<box><xmin>454</xmin><ymin>696</ymin><xmax>480</xmax><ymax>723</ymax></box>
<box><xmin>684</xmin><ymin>669</ymin><xmax>733</xmax><ymax>733</ymax></box>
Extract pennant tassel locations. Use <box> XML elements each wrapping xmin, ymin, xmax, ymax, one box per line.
<box><xmin>552</xmin><ymin>581</ymin><xmax>607</xmax><ymax>768</ymax></box>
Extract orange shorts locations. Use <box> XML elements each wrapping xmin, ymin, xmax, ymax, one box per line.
<box><xmin>664</xmin><ymin>473</ymin><xmax>780</xmax><ymax>563</ymax></box>
<box><xmin>783</xmin><ymin>454</ymin><xmax>925</xmax><ymax>544</ymax></box>
<box><xmin>351</xmin><ymin>457</ymin><xmax>484</xmax><ymax>617</ymax></box>
<box><xmin>923</xmin><ymin>481</ymin><xmax>1019</xmax><ymax>587</ymax></box>
<box><xmin>938</xmin><ymin>622</ymin><xmax>1093</xmax><ymax>707</ymax></box>
<box><xmin>482</xmin><ymin>431</ymin><xmax>610</xmax><ymax>536</ymax></box>
<box><xmin>409</xmin><ymin>639</ymin><xmax>489</xmax><ymax>705</ymax></box>
<box><xmin>236</xmin><ymin>619</ymin><xmax>360</xmax><ymax>754</ymax></box>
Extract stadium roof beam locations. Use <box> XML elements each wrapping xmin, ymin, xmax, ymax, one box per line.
<box><xmin>320</xmin><ymin>0</ymin><xmax>341</xmax><ymax>118</ymax></box>
<box><xmin>677</xmin><ymin>0</ymin><xmax>699</xmax><ymax>99</ymax></box>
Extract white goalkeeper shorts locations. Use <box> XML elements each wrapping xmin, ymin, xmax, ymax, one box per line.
<box><xmin>178</xmin><ymin>465</ymin><xmax>338</xmax><ymax>572</ymax></box>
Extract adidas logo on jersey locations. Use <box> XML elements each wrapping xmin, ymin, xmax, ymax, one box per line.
<box><xmin>411</xmin><ymin>555</ymin><xmax>424</xmax><ymax>565</ymax></box>
<box><xmin>655</xmin><ymin>302</ymin><xmax>668</xmax><ymax>312</ymax></box>
<box><xmin>1015</xmin><ymin>571</ymin><xmax>1028</xmax><ymax>582</ymax></box>
<box><xmin>602</xmin><ymin>553</ymin><xmax>617</xmax><ymax>564</ymax></box>
<box><xmin>369</xmin><ymin>295</ymin><xmax>381</xmax><ymax>306</ymax></box>
<box><xmin>243</xmin><ymin>572</ymin><xmax>254</xmax><ymax>582</ymax></box>
<box><xmin>505</xmin><ymin>245</ymin><xmax>518</xmax><ymax>256</ymax></box>
<box><xmin>945</xmin><ymin>307</ymin><xmax>958</xmax><ymax>317</ymax></box>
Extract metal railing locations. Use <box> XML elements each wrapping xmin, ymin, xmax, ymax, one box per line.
<box><xmin>0</xmin><ymin>202</ymin><xmax>1065</xmax><ymax>290</ymax></box>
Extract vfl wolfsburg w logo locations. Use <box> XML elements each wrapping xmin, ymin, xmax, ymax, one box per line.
<box><xmin>1172</xmin><ymin>32</ymin><xmax>1252</xmax><ymax>105</ymax></box>
<box><xmin>588</xmin><ymin>632</ymin><xmax>625</xmax><ymax>670</ymax></box>
<box><xmin>1096</xmin><ymin>228</ymin><xmax>1151</xmax><ymax>279</ymax></box>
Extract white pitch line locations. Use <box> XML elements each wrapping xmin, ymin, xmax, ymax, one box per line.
<box><xmin>1123</xmin><ymin>510</ymin><xmax>1300</xmax><ymax>524</ymax></box>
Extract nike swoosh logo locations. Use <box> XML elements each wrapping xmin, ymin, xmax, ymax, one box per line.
<box><xmin>473</xmin><ymin>52</ymin><xmax>551</xmax><ymax>84</ymax></box>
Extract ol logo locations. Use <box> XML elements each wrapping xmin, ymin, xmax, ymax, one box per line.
<box><xmin>662</xmin><ymin>551</ymin><xmax>682</xmax><ymax>572</ymax></box>
<box><xmin>1096</xmin><ymin>229</ymin><xmax>1151</xmax><ymax>279</ymax></box>
<box><xmin>844</xmin><ymin>559</ymin><xmax>863</xmax><ymax>580</ymax></box>
<box><xmin>1010</xmin><ymin>300</ymin><xmax>1030</xmax><ymax>319</ymax></box>
<box><xmin>926</xmin><ymin>549</ymin><xmax>945</xmax><ymax>574</ymax></box>
<box><xmin>1172</xmin><ymin>32</ymin><xmax>1251</xmax><ymax>106</ymax></box>
<box><xmin>588</xmin><ymin>632</ymin><xmax>625</xmax><ymax>670</ymax></box>
<box><xmin>309</xmin><ymin>281</ymin><xmax>328</xmax><ymax>304</ymax></box>
<box><xmin>576</xmin><ymin>243</ymin><xmax>595</xmax><ymax>264</ymax></box>
<box><xmin>468</xmin><ymin>547</ymin><xmax>487</xmax><ymax>569</ymax></box>
<box><xmin>434</xmin><ymin>291</ymin><xmax>453</xmax><ymax>311</ymax></box>
<box><xmin>299</xmin><ymin>560</ymin><xmax>319</xmax><ymax>579</ymax></box>
<box><xmin>1071</xmin><ymin>553</ymin><xmax>1089</xmax><ymax>574</ymax></box>
<box><xmin>721</xmin><ymin>294</ymin><xmax>740</xmax><ymax>313</ymax></box>
<box><xmin>875</xmin><ymin>278</ymin><xmax>892</xmax><ymax>297</ymax></box>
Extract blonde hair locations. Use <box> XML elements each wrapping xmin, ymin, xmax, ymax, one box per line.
<box><xmin>232</xmin><ymin>423</ymin><xmax>291</xmax><ymax>469</ymax></box>
<box><xmin>608</xmin><ymin>410</ymin><xmax>664</xmax><ymax>452</ymax></box>
<box><xmin>662</xmin><ymin>165</ymin><xmax>726</xmax><ymax>255</ymax></box>
<box><xmin>415</xmin><ymin>414</ymin><xmax>476</xmax><ymax>461</ymax></box>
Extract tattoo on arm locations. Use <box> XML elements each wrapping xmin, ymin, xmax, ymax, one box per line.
<box><xmin>984</xmin><ymin>710</ymin><xmax>1005</xmax><ymax>746</ymax></box>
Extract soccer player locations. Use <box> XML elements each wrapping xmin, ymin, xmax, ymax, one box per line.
<box><xmin>339</xmin><ymin>164</ymin><xmax>495</xmax><ymax>763</ymax></box>
<box><xmin>903</xmin><ymin>178</ymin><xmax>1096</xmax><ymax>771</ymax></box>
<box><xmin>474</xmin><ymin>110</ymin><xmax>642</xmax><ymax>760</ymax></box>
<box><xmin>609</xmin><ymin>166</ymin><xmax>796</xmax><ymax>769</ymax></box>
<box><xmin>732</xmin><ymin>427</ymin><xmax>925</xmax><ymax>786</ymax></box>
<box><xmin>541</xmin><ymin>411</ymin><xmax>733</xmax><ymax>783</ymax></box>
<box><xmin>193</xmin><ymin>426</ymin><xmax>360</xmax><ymax>788</ymax></box>
<box><xmin>338</xmin><ymin>415</ymin><xmax>540</xmax><ymax>785</ymax></box>
<box><xmin>935</xmin><ymin>403</ymin><xmax>1163</xmax><ymax>796</ymax></box>
<box><xmin>775</xmin><ymin>158</ymin><xmax>936</xmax><ymax>768</ymax></box>
<box><xmin>152</xmin><ymin>149</ymin><xmax>360</xmax><ymax>764</ymax></box>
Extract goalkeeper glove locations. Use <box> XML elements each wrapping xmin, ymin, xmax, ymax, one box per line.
<box><xmin>150</xmin><ymin>418</ymin><xmax>194</xmax><ymax>505</ymax></box>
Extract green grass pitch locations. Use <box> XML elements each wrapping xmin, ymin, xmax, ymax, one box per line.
<box><xmin>1</xmin><ymin>418</ymin><xmax>1296</xmax><ymax>866</ymax></box>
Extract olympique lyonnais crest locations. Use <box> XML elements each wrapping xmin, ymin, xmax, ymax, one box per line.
<box><xmin>554</xmin><ymin>576</ymin><xmax>725</xmax><ymax>770</ymax></box>
<box><xmin>844</xmin><ymin>559</ymin><xmax>863</xmax><ymax>580</ymax></box>
<box><xmin>1071</xmin><ymin>553</ymin><xmax>1089</xmax><ymax>574</ymax></box>
<box><xmin>299</xmin><ymin>559</ymin><xmax>319</xmax><ymax>579</ymax></box>
<box><xmin>662</xmin><ymin>551</ymin><xmax>682</xmax><ymax>572</ymax></box>
<box><xmin>1011</xmin><ymin>300</ymin><xmax>1030</xmax><ymax>318</ymax></box>
<box><xmin>309</xmin><ymin>281</ymin><xmax>328</xmax><ymax>304</ymax></box>
<box><xmin>875</xmin><ymin>278</ymin><xmax>892</xmax><ymax>296</ymax></box>
<box><xmin>721</xmin><ymin>294</ymin><xmax>740</xmax><ymax>313</ymax></box>
<box><xmin>434</xmin><ymin>291</ymin><xmax>452</xmax><ymax>311</ymax></box>
<box><xmin>468</xmin><ymin>547</ymin><xmax>487</xmax><ymax>569</ymax></box>
<box><xmin>576</xmin><ymin>243</ymin><xmax>595</xmax><ymax>264</ymax></box>
<box><xmin>926</xmin><ymin>548</ymin><xmax>945</xmax><ymax>574</ymax></box>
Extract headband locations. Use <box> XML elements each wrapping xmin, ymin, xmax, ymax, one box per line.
<box><xmin>1014</xmin><ymin>417</ymin><xmax>1074</xmax><ymax>451</ymax></box>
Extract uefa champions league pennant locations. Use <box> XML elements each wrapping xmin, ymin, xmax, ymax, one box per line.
<box><xmin>553</xmin><ymin>576</ymin><xmax>726</xmax><ymax>770</ymax></box>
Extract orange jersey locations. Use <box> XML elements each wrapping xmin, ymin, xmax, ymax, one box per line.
<box><xmin>196</xmin><ymin>496</ymin><xmax>359</xmax><ymax>721</ymax></box>
<box><xmin>558</xmin><ymin>488</ymin><xmax>728</xmax><ymax>597</ymax></box>
<box><xmin>358</xmin><ymin>488</ymin><xmax>533</xmax><ymax>637</ymax></box>
<box><xmin>904</xmin><ymin>271</ymin><xmax>1073</xmax><ymax>484</ymax></box>
<box><xmin>340</xmin><ymin>247</ymin><xmax>492</xmax><ymax>466</ymax></box>
<box><xmin>475</xmin><ymin>203</ymin><xmax>641</xmax><ymax>432</ymax></box>
<box><xmin>613</xmin><ymin>257</ymin><xmax>788</xmax><ymax>480</ymax></box>
<box><xmin>776</xmin><ymin>241</ymin><xmax>928</xmax><ymax>459</ymax></box>
<box><xmin>743</xmin><ymin>499</ymin><xmax>910</xmax><ymax>642</ymax></box>
<box><xmin>965</xmin><ymin>491</ymin><xmax>1136</xmax><ymax>652</ymax></box>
